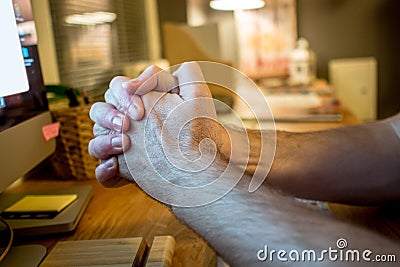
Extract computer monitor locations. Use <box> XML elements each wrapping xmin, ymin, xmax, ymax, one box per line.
<box><xmin>0</xmin><ymin>0</ymin><xmax>92</xmax><ymax>241</ymax></box>
<box><xmin>0</xmin><ymin>0</ymin><xmax>55</xmax><ymax>193</ymax></box>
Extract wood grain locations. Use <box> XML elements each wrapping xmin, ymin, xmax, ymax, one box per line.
<box><xmin>10</xmin><ymin>180</ymin><xmax>217</xmax><ymax>267</ymax></box>
<box><xmin>146</xmin><ymin>235</ymin><xmax>175</xmax><ymax>267</ymax></box>
<box><xmin>40</xmin><ymin>238</ymin><xmax>147</xmax><ymax>267</ymax></box>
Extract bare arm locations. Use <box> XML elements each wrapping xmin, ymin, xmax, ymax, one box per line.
<box><xmin>169</xmin><ymin>116</ymin><xmax>400</xmax><ymax>266</ymax></box>
<box><xmin>228</xmin><ymin>115</ymin><xmax>400</xmax><ymax>205</ymax></box>
<box><xmin>89</xmin><ymin>63</ymin><xmax>400</xmax><ymax>204</ymax></box>
<box><xmin>170</xmin><ymin>158</ymin><xmax>400</xmax><ymax>267</ymax></box>
<box><xmin>88</xmin><ymin>63</ymin><xmax>400</xmax><ymax>266</ymax></box>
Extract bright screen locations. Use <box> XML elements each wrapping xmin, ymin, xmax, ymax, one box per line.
<box><xmin>0</xmin><ymin>0</ymin><xmax>47</xmax><ymax>133</ymax></box>
<box><xmin>0</xmin><ymin>0</ymin><xmax>29</xmax><ymax>98</ymax></box>
<box><xmin>0</xmin><ymin>0</ymin><xmax>53</xmax><ymax>194</ymax></box>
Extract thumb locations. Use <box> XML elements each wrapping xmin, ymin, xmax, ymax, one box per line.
<box><xmin>173</xmin><ymin>62</ymin><xmax>212</xmax><ymax>100</ymax></box>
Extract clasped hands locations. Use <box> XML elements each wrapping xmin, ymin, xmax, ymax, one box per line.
<box><xmin>88</xmin><ymin>62</ymin><xmax>230</xmax><ymax>190</ymax></box>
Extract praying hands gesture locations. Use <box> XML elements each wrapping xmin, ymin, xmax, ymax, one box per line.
<box><xmin>88</xmin><ymin>61</ymin><xmax>400</xmax><ymax>266</ymax></box>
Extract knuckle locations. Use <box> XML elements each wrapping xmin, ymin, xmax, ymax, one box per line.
<box><xmin>89</xmin><ymin>102</ymin><xmax>116</xmax><ymax>130</ymax></box>
<box><xmin>148</xmin><ymin>65</ymin><xmax>161</xmax><ymax>73</ymax></box>
<box><xmin>140</xmin><ymin>65</ymin><xmax>161</xmax><ymax>81</ymax></box>
<box><xmin>117</xmin><ymin>93</ymin><xmax>129</xmax><ymax>110</ymax></box>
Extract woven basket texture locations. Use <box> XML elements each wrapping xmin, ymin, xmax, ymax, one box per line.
<box><xmin>50</xmin><ymin>101</ymin><xmax>98</xmax><ymax>180</ymax></box>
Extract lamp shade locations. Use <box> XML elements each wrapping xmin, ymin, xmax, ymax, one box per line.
<box><xmin>210</xmin><ymin>0</ymin><xmax>265</xmax><ymax>11</ymax></box>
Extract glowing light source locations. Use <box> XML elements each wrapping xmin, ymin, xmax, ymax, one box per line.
<box><xmin>210</xmin><ymin>0</ymin><xmax>265</xmax><ymax>11</ymax></box>
<box><xmin>65</xmin><ymin>12</ymin><xmax>117</xmax><ymax>26</ymax></box>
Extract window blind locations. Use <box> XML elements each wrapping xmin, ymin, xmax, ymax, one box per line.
<box><xmin>49</xmin><ymin>0</ymin><xmax>148</xmax><ymax>98</ymax></box>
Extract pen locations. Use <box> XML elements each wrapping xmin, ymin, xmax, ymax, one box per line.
<box><xmin>82</xmin><ymin>89</ymin><xmax>90</xmax><ymax>105</ymax></box>
<box><xmin>65</xmin><ymin>88</ymin><xmax>79</xmax><ymax>107</ymax></box>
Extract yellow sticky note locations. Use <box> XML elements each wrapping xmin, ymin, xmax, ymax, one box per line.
<box><xmin>3</xmin><ymin>194</ymin><xmax>77</xmax><ymax>219</ymax></box>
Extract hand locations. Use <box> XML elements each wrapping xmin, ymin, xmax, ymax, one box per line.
<box><xmin>88</xmin><ymin>64</ymin><xmax>184</xmax><ymax>186</ymax></box>
<box><xmin>89</xmin><ymin>62</ymin><xmax>229</xmax><ymax>191</ymax></box>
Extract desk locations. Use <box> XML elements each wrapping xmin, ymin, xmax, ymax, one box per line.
<box><xmin>10</xmin><ymin>179</ymin><xmax>217</xmax><ymax>267</ymax></box>
<box><xmin>9</xmin><ymin>110</ymin><xmax>400</xmax><ymax>266</ymax></box>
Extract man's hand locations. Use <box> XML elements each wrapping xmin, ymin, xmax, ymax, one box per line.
<box><xmin>88</xmin><ymin>62</ymin><xmax>228</xmax><ymax>191</ymax></box>
<box><xmin>88</xmin><ymin>64</ymin><xmax>183</xmax><ymax>186</ymax></box>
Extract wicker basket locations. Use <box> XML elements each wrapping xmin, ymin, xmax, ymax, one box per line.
<box><xmin>50</xmin><ymin>101</ymin><xmax>98</xmax><ymax>180</ymax></box>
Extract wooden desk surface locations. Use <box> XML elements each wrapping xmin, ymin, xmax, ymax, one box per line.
<box><xmin>274</xmin><ymin>108</ymin><xmax>360</xmax><ymax>132</ymax></box>
<box><xmin>10</xmin><ymin>179</ymin><xmax>216</xmax><ymax>267</ymax></box>
<box><xmin>9</xmin><ymin>110</ymin><xmax>400</xmax><ymax>266</ymax></box>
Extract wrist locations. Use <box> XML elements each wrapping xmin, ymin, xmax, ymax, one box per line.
<box><xmin>220</xmin><ymin>126</ymin><xmax>271</xmax><ymax>173</ymax></box>
<box><xmin>386</xmin><ymin>114</ymin><xmax>400</xmax><ymax>139</ymax></box>
<box><xmin>218</xmin><ymin>126</ymin><xmax>252</xmax><ymax>165</ymax></box>
<box><xmin>219</xmin><ymin>126</ymin><xmax>276</xmax><ymax>191</ymax></box>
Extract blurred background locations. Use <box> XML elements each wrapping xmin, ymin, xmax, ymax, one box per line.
<box><xmin>30</xmin><ymin>0</ymin><xmax>400</xmax><ymax>120</ymax></box>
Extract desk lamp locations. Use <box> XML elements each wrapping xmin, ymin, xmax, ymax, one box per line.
<box><xmin>210</xmin><ymin>0</ymin><xmax>265</xmax><ymax>11</ymax></box>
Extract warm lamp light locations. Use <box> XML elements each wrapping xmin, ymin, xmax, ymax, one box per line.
<box><xmin>65</xmin><ymin>12</ymin><xmax>117</xmax><ymax>26</ymax></box>
<box><xmin>210</xmin><ymin>0</ymin><xmax>265</xmax><ymax>11</ymax></box>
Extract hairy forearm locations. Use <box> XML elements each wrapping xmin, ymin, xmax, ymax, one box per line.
<box><xmin>171</xmin><ymin>170</ymin><xmax>400</xmax><ymax>267</ymax></box>
<box><xmin>271</xmin><ymin>121</ymin><xmax>400</xmax><ymax>204</ymax></box>
<box><xmin>225</xmin><ymin>117</ymin><xmax>400</xmax><ymax>205</ymax></box>
<box><xmin>167</xmin><ymin>117</ymin><xmax>400</xmax><ymax>266</ymax></box>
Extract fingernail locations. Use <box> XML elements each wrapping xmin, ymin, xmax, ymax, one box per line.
<box><xmin>103</xmin><ymin>158</ymin><xmax>115</xmax><ymax>170</ymax></box>
<box><xmin>122</xmin><ymin>79</ymin><xmax>138</xmax><ymax>89</ymax></box>
<box><xmin>112</xmin><ymin>116</ymin><xmax>123</xmax><ymax>132</ymax></box>
<box><xmin>122</xmin><ymin>82</ymin><xmax>130</xmax><ymax>89</ymax></box>
<box><xmin>111</xmin><ymin>136</ymin><xmax>123</xmax><ymax>149</ymax></box>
